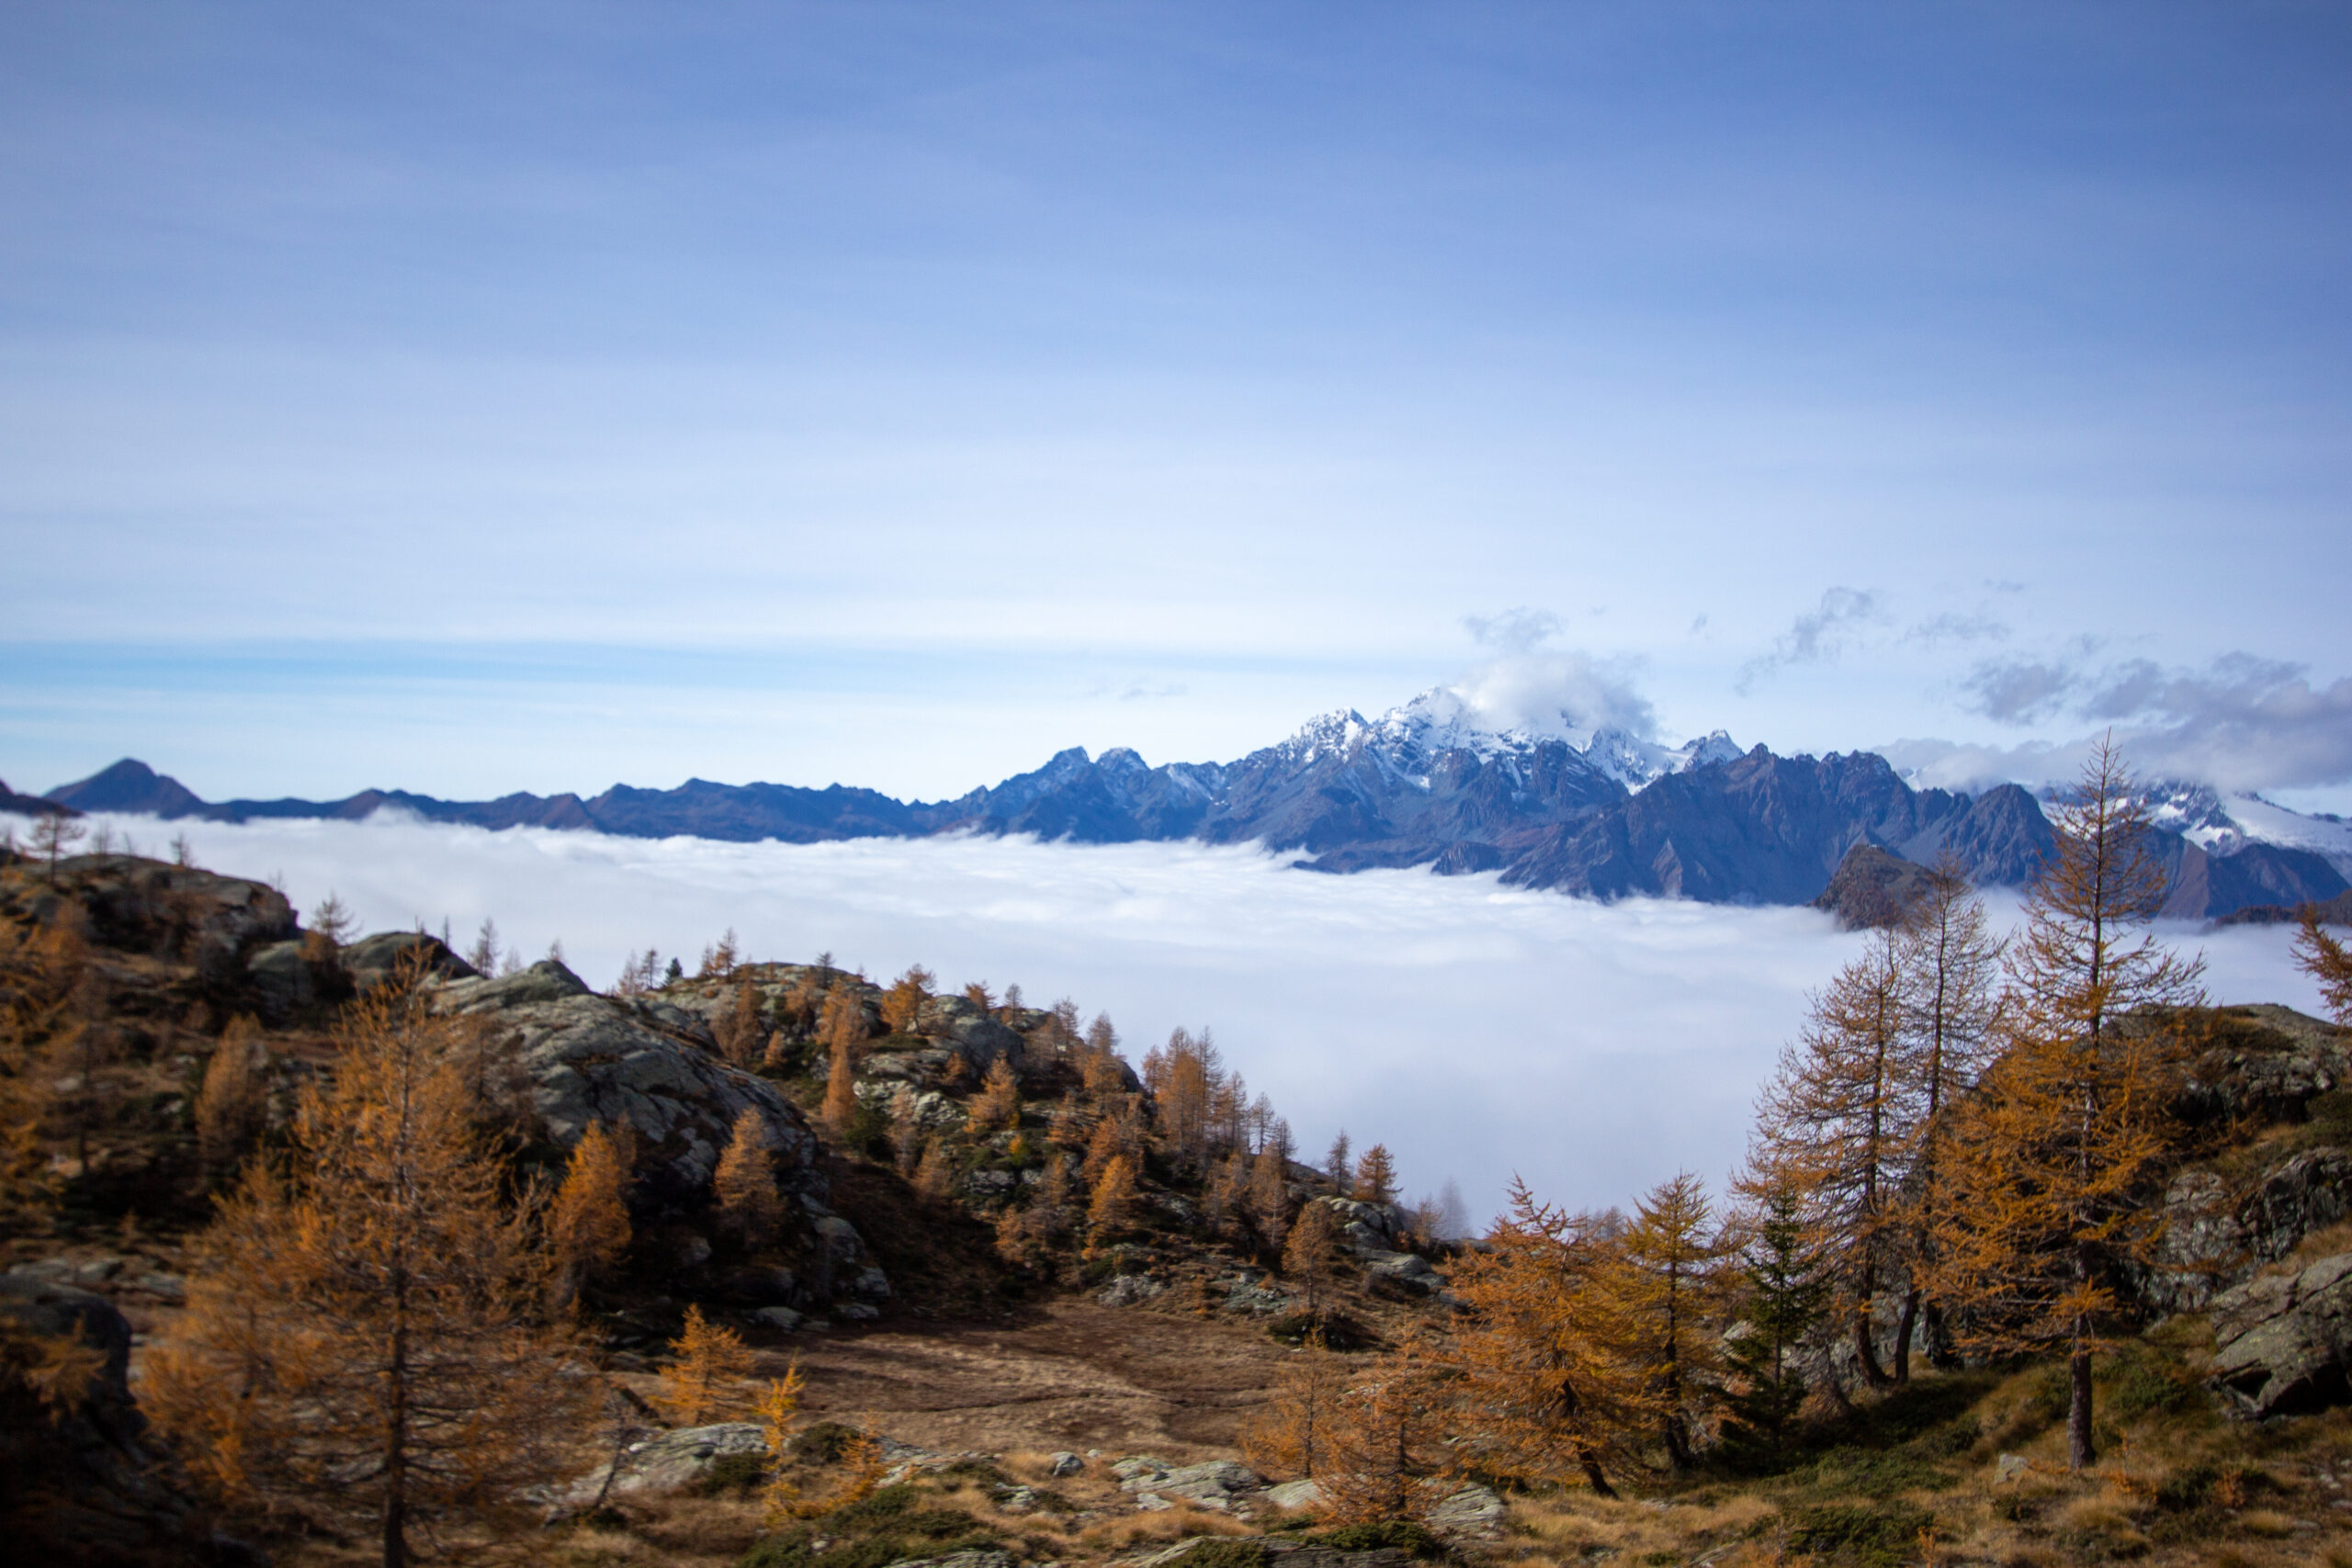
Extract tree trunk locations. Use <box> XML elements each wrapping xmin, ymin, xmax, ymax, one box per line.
<box><xmin>1892</xmin><ymin>1284</ymin><xmax>1921</xmax><ymax>1383</ymax></box>
<box><xmin>2067</xmin><ymin>1336</ymin><xmax>2095</xmax><ymax>1471</ymax></box>
<box><xmin>1854</xmin><ymin>1297</ymin><xmax>1891</xmax><ymax>1388</ymax></box>
<box><xmin>1577</xmin><ymin>1449</ymin><xmax>1617</xmax><ymax>1499</ymax></box>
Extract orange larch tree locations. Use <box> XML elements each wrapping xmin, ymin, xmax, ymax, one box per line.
<box><xmin>1928</xmin><ymin>738</ymin><xmax>2204</xmax><ymax>1470</ymax></box>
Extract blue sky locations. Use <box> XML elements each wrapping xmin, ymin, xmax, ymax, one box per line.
<box><xmin>4</xmin><ymin>3</ymin><xmax>2348</xmax><ymax>805</ymax></box>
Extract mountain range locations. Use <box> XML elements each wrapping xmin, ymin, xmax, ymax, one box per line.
<box><xmin>14</xmin><ymin>687</ymin><xmax>2350</xmax><ymax>920</ymax></box>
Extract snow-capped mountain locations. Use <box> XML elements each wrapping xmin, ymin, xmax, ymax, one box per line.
<box><xmin>28</xmin><ymin>685</ymin><xmax>2351</xmax><ymax>920</ymax></box>
<box><xmin>1288</xmin><ymin>685</ymin><xmax>1743</xmax><ymax>793</ymax></box>
<box><xmin>2143</xmin><ymin>783</ymin><xmax>2352</xmax><ymax>879</ymax></box>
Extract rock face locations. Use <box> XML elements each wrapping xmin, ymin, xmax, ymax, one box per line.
<box><xmin>435</xmin><ymin>961</ymin><xmax>820</xmax><ymax>1203</ymax></box>
<box><xmin>0</xmin><ymin>1273</ymin><xmax>213</xmax><ymax>1566</ymax></box>
<box><xmin>0</xmin><ymin>854</ymin><xmax>296</xmax><ymax>976</ymax></box>
<box><xmin>341</xmin><ymin>930</ymin><xmax>479</xmax><ymax>990</ymax></box>
<box><xmin>912</xmin><ymin>995</ymin><xmax>1024</xmax><ymax>1072</ymax></box>
<box><xmin>1811</xmin><ymin>842</ymin><xmax>1936</xmax><ymax>930</ymax></box>
<box><xmin>2176</xmin><ymin>1004</ymin><xmax>2352</xmax><ymax>1129</ymax></box>
<box><xmin>564</xmin><ymin>1421</ymin><xmax>767</xmax><ymax>1502</ymax></box>
<box><xmin>2138</xmin><ymin>1148</ymin><xmax>2352</xmax><ymax>1316</ymax></box>
<box><xmin>2210</xmin><ymin>1252</ymin><xmax>2352</xmax><ymax>1417</ymax></box>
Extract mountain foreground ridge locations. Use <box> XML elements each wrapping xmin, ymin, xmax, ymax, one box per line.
<box><xmin>17</xmin><ymin>685</ymin><xmax>2351</xmax><ymax>920</ymax></box>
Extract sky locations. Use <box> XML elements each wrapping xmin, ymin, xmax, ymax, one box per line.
<box><xmin>68</xmin><ymin>811</ymin><xmax>2333</xmax><ymax>1221</ymax></box>
<box><xmin>2</xmin><ymin>3</ymin><xmax>2349</xmax><ymax>809</ymax></box>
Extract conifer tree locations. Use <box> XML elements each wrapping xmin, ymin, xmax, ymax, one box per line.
<box><xmin>715</xmin><ymin>978</ymin><xmax>764</xmax><ymax>1068</ymax></box>
<box><xmin>1608</xmin><ymin>1171</ymin><xmax>1728</xmax><ymax>1472</ymax></box>
<box><xmin>969</xmin><ymin>1054</ymin><xmax>1021</xmax><ymax>1134</ymax></box>
<box><xmin>1928</xmin><ymin>738</ymin><xmax>2204</xmax><ymax>1470</ymax></box>
<box><xmin>754</xmin><ymin>1367</ymin><xmax>808</xmax><ymax>1522</ymax></box>
<box><xmin>1444</xmin><ymin>1179</ymin><xmax>1635</xmax><ymax>1497</ymax></box>
<box><xmin>1317</xmin><ymin>1333</ymin><xmax>1450</xmax><ymax>1523</ymax></box>
<box><xmin>879</xmin><ymin>964</ymin><xmax>933</xmax><ymax>1033</ymax></box>
<box><xmin>1325</xmin><ymin>1130</ymin><xmax>1352</xmax><ymax>1192</ymax></box>
<box><xmin>822</xmin><ymin>1032</ymin><xmax>860</xmax><ymax>1139</ymax></box>
<box><xmin>1241</xmin><ymin>1327</ymin><xmax>1348</xmax><ymax>1481</ymax></box>
<box><xmin>28</xmin><ymin>812</ymin><xmax>83</xmax><ymax>885</ymax></box>
<box><xmin>550</xmin><ymin>1121</ymin><xmax>633</xmax><ymax>1308</ymax></box>
<box><xmin>1353</xmin><ymin>1143</ymin><xmax>1398</xmax><ymax>1205</ymax></box>
<box><xmin>653</xmin><ymin>1304</ymin><xmax>755</xmax><ymax>1427</ymax></box>
<box><xmin>714</xmin><ymin>1108</ymin><xmax>783</xmax><ymax>1246</ymax></box>
<box><xmin>1748</xmin><ymin>931</ymin><xmax>1910</xmax><ymax>1384</ymax></box>
<box><xmin>1249</xmin><ymin>1142</ymin><xmax>1292</xmax><ymax>1255</ymax></box>
<box><xmin>1087</xmin><ymin>1152</ymin><xmax>1138</xmax><ymax>1237</ymax></box>
<box><xmin>1283</xmin><ymin>1198</ymin><xmax>1340</xmax><ymax>1314</ymax></box>
<box><xmin>1888</xmin><ymin>858</ymin><xmax>2004</xmax><ymax>1369</ymax></box>
<box><xmin>913</xmin><ymin>1135</ymin><xmax>958</xmax><ymax>1201</ymax></box>
<box><xmin>2296</xmin><ymin>908</ymin><xmax>2352</xmax><ymax>1022</ymax></box>
<box><xmin>193</xmin><ymin>1014</ymin><xmax>268</xmax><ymax>1182</ymax></box>
<box><xmin>144</xmin><ymin>964</ymin><xmax>593</xmax><ymax>1568</ymax></box>
<box><xmin>1721</xmin><ymin>1181</ymin><xmax>1826</xmax><ymax>1468</ymax></box>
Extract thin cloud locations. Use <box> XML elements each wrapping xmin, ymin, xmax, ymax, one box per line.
<box><xmin>1462</xmin><ymin>606</ymin><xmax>1565</xmax><ymax>655</ymax></box>
<box><xmin>1737</xmin><ymin>587</ymin><xmax>1883</xmax><ymax>693</ymax></box>
<box><xmin>1927</xmin><ymin>652</ymin><xmax>2352</xmax><ymax>792</ymax></box>
<box><xmin>79</xmin><ymin>815</ymin><xmax>2324</xmax><ymax>1224</ymax></box>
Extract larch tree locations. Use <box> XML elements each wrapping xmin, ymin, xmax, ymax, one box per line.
<box><xmin>968</xmin><ymin>1055</ymin><xmax>1022</xmax><ymax>1134</ymax></box>
<box><xmin>821</xmin><ymin>1031</ymin><xmax>861</xmax><ymax>1139</ymax></box>
<box><xmin>144</xmin><ymin>963</ymin><xmax>594</xmax><ymax>1568</ymax></box>
<box><xmin>1250</xmin><ymin>1142</ymin><xmax>1292</xmax><ymax>1256</ymax></box>
<box><xmin>912</xmin><ymin>1135</ymin><xmax>958</xmax><ymax>1201</ymax></box>
<box><xmin>1240</xmin><ymin>1326</ymin><xmax>1349</xmax><ymax>1482</ymax></box>
<box><xmin>1325</xmin><ymin>1131</ymin><xmax>1352</xmax><ymax>1193</ymax></box>
<box><xmin>1928</xmin><ymin>737</ymin><xmax>2204</xmax><ymax>1471</ymax></box>
<box><xmin>713</xmin><ymin>1108</ymin><xmax>783</xmax><ymax>1247</ymax></box>
<box><xmin>1747</xmin><ymin>930</ymin><xmax>1911</xmax><ymax>1385</ymax></box>
<box><xmin>550</xmin><ymin>1121</ymin><xmax>633</xmax><ymax>1309</ymax></box>
<box><xmin>1086</xmin><ymin>1152</ymin><xmax>1138</xmax><ymax>1239</ymax></box>
<box><xmin>1888</xmin><ymin>857</ymin><xmax>2005</xmax><ymax>1370</ymax></box>
<box><xmin>2296</xmin><ymin>908</ymin><xmax>2352</xmax><ymax>1023</ymax></box>
<box><xmin>653</xmin><ymin>1304</ymin><xmax>755</xmax><ymax>1427</ymax></box>
<box><xmin>194</xmin><ymin>1015</ymin><xmax>269</xmax><ymax>1183</ymax></box>
<box><xmin>1317</xmin><ymin>1333</ymin><xmax>1452</xmax><ymax>1524</ymax></box>
<box><xmin>1282</xmin><ymin>1198</ymin><xmax>1340</xmax><ymax>1314</ymax></box>
<box><xmin>1443</xmin><ymin>1179</ymin><xmax>1638</xmax><ymax>1497</ymax></box>
<box><xmin>879</xmin><ymin>965</ymin><xmax>933</xmax><ymax>1033</ymax></box>
<box><xmin>28</xmin><ymin>811</ymin><xmax>84</xmax><ymax>885</ymax></box>
<box><xmin>1353</xmin><ymin>1144</ymin><xmax>1398</xmax><ymax>1205</ymax></box>
<box><xmin>714</xmin><ymin>979</ymin><xmax>765</xmax><ymax>1069</ymax></box>
<box><xmin>1608</xmin><ymin>1170</ymin><xmax>1729</xmax><ymax>1472</ymax></box>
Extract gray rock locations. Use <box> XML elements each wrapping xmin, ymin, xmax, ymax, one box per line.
<box><xmin>1994</xmin><ymin>1453</ymin><xmax>2030</xmax><ymax>1485</ymax></box>
<box><xmin>1425</xmin><ymin>1482</ymin><xmax>1505</xmax><ymax>1535</ymax></box>
<box><xmin>1362</xmin><ymin>1251</ymin><xmax>1440</xmax><ymax>1292</ymax></box>
<box><xmin>964</xmin><ymin>1168</ymin><xmax>1016</xmax><ymax>1199</ymax></box>
<box><xmin>1098</xmin><ymin>1275</ymin><xmax>1167</xmax><ymax>1308</ymax></box>
<box><xmin>752</xmin><ymin>1306</ymin><xmax>805</xmax><ymax>1331</ymax></box>
<box><xmin>1112</xmin><ymin>1455</ymin><xmax>1175</xmax><ymax>1483</ymax></box>
<box><xmin>676</xmin><ymin>1234</ymin><xmax>713</xmax><ymax>1269</ymax></box>
<box><xmin>1130</xmin><ymin>1492</ymin><xmax>1172</xmax><ymax>1511</ymax></box>
<box><xmin>1047</xmin><ymin>1450</ymin><xmax>1085</xmax><ymax>1477</ymax></box>
<box><xmin>913</xmin><ymin>994</ymin><xmax>1024</xmax><ymax>1072</ymax></box>
<box><xmin>883</xmin><ymin>1554</ymin><xmax>1014</xmax><ymax>1568</ymax></box>
<box><xmin>2211</xmin><ymin>1251</ymin><xmax>2352</xmax><ymax>1417</ymax></box>
<box><xmin>2137</xmin><ymin>1147</ymin><xmax>2352</xmax><ymax>1315</ymax></box>
<box><xmin>1225</xmin><ymin>1281</ymin><xmax>1291</xmax><ymax>1314</ymax></box>
<box><xmin>1143</xmin><ymin>1460</ymin><xmax>1261</xmax><ymax>1508</ymax></box>
<box><xmin>857</xmin><ymin>1080</ymin><xmax>967</xmax><ymax>1129</ymax></box>
<box><xmin>566</xmin><ymin>1422</ymin><xmax>767</xmax><ymax>1501</ymax></box>
<box><xmin>245</xmin><ymin>939</ymin><xmax>320</xmax><ymax>1017</ymax></box>
<box><xmin>837</xmin><ymin>1302</ymin><xmax>881</xmax><ymax>1321</ymax></box>
<box><xmin>342</xmin><ymin>930</ymin><xmax>477</xmax><ymax>990</ymax></box>
<box><xmin>853</xmin><ymin>1266</ymin><xmax>892</xmax><ymax>1300</ymax></box>
<box><xmin>430</xmin><ymin>969</ymin><xmax>820</xmax><ymax>1199</ymax></box>
<box><xmin>1261</xmin><ymin>1478</ymin><xmax>1324</xmax><ymax>1510</ymax></box>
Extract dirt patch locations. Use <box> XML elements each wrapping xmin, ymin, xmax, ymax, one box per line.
<box><xmin>759</xmin><ymin>1297</ymin><xmax>1295</xmax><ymax>1458</ymax></box>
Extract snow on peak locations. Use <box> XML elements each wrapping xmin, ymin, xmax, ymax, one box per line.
<box><xmin>1276</xmin><ymin>683</ymin><xmax>1736</xmax><ymax>791</ymax></box>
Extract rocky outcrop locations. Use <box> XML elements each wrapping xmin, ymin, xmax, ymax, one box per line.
<box><xmin>2138</xmin><ymin>1148</ymin><xmax>2352</xmax><ymax>1315</ymax></box>
<box><xmin>2175</xmin><ymin>1004</ymin><xmax>2352</xmax><ymax>1129</ymax></box>
<box><xmin>2</xmin><ymin>854</ymin><xmax>296</xmax><ymax>973</ymax></box>
<box><xmin>1811</xmin><ymin>842</ymin><xmax>1935</xmax><ymax>930</ymax></box>
<box><xmin>2210</xmin><ymin>1252</ymin><xmax>2352</xmax><ymax>1417</ymax></box>
<box><xmin>564</xmin><ymin>1421</ymin><xmax>768</xmax><ymax>1503</ymax></box>
<box><xmin>912</xmin><ymin>995</ymin><xmax>1023</xmax><ymax>1072</ymax></box>
<box><xmin>0</xmin><ymin>1273</ymin><xmax>217</xmax><ymax>1566</ymax></box>
<box><xmin>342</xmin><ymin>930</ymin><xmax>479</xmax><ymax>990</ymax></box>
<box><xmin>435</xmin><ymin>960</ymin><xmax>820</xmax><ymax>1202</ymax></box>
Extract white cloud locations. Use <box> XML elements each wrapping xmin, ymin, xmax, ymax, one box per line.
<box><xmin>85</xmin><ymin>815</ymin><xmax>2330</xmax><ymax>1227</ymax></box>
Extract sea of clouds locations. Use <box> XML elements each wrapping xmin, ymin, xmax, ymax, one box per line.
<box><xmin>74</xmin><ymin>813</ymin><xmax>2331</xmax><ymax>1227</ymax></box>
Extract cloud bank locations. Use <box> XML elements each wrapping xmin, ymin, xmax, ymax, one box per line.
<box><xmin>83</xmin><ymin>815</ymin><xmax>2330</xmax><ymax>1226</ymax></box>
<box><xmin>1900</xmin><ymin>652</ymin><xmax>2352</xmax><ymax>794</ymax></box>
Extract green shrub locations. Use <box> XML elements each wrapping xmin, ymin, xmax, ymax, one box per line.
<box><xmin>1779</xmin><ymin>1502</ymin><xmax>1936</xmax><ymax>1568</ymax></box>
<box><xmin>1308</xmin><ymin>1520</ymin><xmax>1442</xmax><ymax>1558</ymax></box>
<box><xmin>696</xmin><ymin>1451</ymin><xmax>772</xmax><ymax>1496</ymax></box>
<box><xmin>1163</xmin><ymin>1540</ymin><xmax>1271</xmax><ymax>1568</ymax></box>
<box><xmin>1267</xmin><ymin>1311</ymin><xmax>1372</xmax><ymax>1351</ymax></box>
<box><xmin>2110</xmin><ymin>1357</ymin><xmax>2197</xmax><ymax>1419</ymax></box>
<box><xmin>790</xmin><ymin>1421</ymin><xmax>864</xmax><ymax>1464</ymax></box>
<box><xmin>1804</xmin><ymin>1445</ymin><xmax>1957</xmax><ymax>1498</ymax></box>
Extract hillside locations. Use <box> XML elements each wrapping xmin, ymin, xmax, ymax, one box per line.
<box><xmin>5</xmin><ymin>844</ymin><xmax>2352</xmax><ymax>1568</ymax></box>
